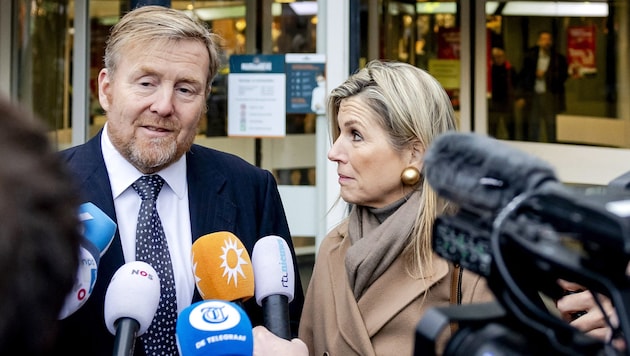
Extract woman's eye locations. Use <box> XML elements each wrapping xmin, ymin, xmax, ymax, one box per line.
<box><xmin>351</xmin><ymin>130</ymin><xmax>363</xmax><ymax>141</ymax></box>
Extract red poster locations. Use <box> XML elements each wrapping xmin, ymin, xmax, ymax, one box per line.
<box><xmin>436</xmin><ymin>27</ymin><xmax>461</xmax><ymax>109</ymax></box>
<box><xmin>567</xmin><ymin>26</ymin><xmax>596</xmax><ymax>78</ymax></box>
<box><xmin>437</xmin><ymin>27</ymin><xmax>461</xmax><ymax>59</ymax></box>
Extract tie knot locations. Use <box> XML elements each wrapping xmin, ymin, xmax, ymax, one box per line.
<box><xmin>132</xmin><ymin>175</ymin><xmax>165</xmax><ymax>201</ymax></box>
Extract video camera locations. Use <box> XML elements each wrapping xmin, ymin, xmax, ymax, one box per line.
<box><xmin>414</xmin><ymin>133</ymin><xmax>630</xmax><ymax>355</ymax></box>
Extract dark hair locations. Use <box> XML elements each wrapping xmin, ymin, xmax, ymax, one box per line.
<box><xmin>0</xmin><ymin>95</ymin><xmax>82</xmax><ymax>354</ymax></box>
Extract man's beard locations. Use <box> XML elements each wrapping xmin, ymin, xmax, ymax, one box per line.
<box><xmin>124</xmin><ymin>135</ymin><xmax>180</xmax><ymax>173</ymax></box>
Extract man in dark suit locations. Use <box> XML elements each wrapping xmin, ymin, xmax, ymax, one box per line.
<box><xmin>516</xmin><ymin>30</ymin><xmax>568</xmax><ymax>143</ymax></box>
<box><xmin>54</xmin><ymin>6</ymin><xmax>303</xmax><ymax>355</ymax></box>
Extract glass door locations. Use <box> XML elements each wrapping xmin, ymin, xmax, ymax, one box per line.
<box><xmin>476</xmin><ymin>1</ymin><xmax>630</xmax><ymax>185</ymax></box>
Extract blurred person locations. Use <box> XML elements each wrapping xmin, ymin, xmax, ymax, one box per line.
<box><xmin>53</xmin><ymin>6</ymin><xmax>304</xmax><ymax>355</ymax></box>
<box><xmin>310</xmin><ymin>73</ymin><xmax>327</xmax><ymax>115</ymax></box>
<box><xmin>516</xmin><ymin>31</ymin><xmax>568</xmax><ymax>143</ymax></box>
<box><xmin>0</xmin><ymin>94</ymin><xmax>82</xmax><ymax>355</ymax></box>
<box><xmin>488</xmin><ymin>47</ymin><xmax>519</xmax><ymax>140</ymax></box>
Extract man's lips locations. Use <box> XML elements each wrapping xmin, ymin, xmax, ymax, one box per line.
<box><xmin>139</xmin><ymin>124</ymin><xmax>174</xmax><ymax>134</ymax></box>
<box><xmin>337</xmin><ymin>174</ymin><xmax>353</xmax><ymax>183</ymax></box>
<box><xmin>145</xmin><ymin>126</ymin><xmax>170</xmax><ymax>132</ymax></box>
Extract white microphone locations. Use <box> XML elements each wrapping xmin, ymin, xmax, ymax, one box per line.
<box><xmin>59</xmin><ymin>203</ymin><xmax>117</xmax><ymax>319</ymax></box>
<box><xmin>251</xmin><ymin>235</ymin><xmax>296</xmax><ymax>340</ymax></box>
<box><xmin>104</xmin><ymin>261</ymin><xmax>161</xmax><ymax>356</ymax></box>
<box><xmin>58</xmin><ymin>240</ymin><xmax>99</xmax><ymax>319</ymax></box>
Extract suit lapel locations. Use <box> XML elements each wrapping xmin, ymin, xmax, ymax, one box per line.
<box><xmin>64</xmin><ymin>132</ymin><xmax>125</xmax><ymax>307</ymax></box>
<box><xmin>186</xmin><ymin>145</ymin><xmax>236</xmax><ymax>243</ymax></box>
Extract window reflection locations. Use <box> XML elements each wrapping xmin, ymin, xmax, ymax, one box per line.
<box><xmin>13</xmin><ymin>1</ymin><xmax>628</xmax><ymax>149</ymax></box>
<box><xmin>14</xmin><ymin>1</ymin><xmax>71</xmax><ymax>145</ymax></box>
<box><xmin>485</xmin><ymin>2</ymin><xmax>626</xmax><ymax>146</ymax></box>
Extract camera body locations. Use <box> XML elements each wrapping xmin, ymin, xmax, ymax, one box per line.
<box><xmin>416</xmin><ymin>182</ymin><xmax>630</xmax><ymax>355</ymax></box>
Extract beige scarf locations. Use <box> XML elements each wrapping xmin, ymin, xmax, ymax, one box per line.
<box><xmin>345</xmin><ymin>190</ymin><xmax>422</xmax><ymax>299</ymax></box>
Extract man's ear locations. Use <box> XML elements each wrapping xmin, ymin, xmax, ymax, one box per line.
<box><xmin>97</xmin><ymin>68</ymin><xmax>111</xmax><ymax>112</ymax></box>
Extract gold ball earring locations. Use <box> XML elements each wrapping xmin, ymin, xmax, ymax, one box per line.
<box><xmin>401</xmin><ymin>167</ymin><xmax>421</xmax><ymax>186</ymax></box>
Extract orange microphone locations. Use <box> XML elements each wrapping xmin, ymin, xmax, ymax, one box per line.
<box><xmin>191</xmin><ymin>231</ymin><xmax>255</xmax><ymax>303</ymax></box>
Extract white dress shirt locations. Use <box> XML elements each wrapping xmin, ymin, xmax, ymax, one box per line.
<box><xmin>535</xmin><ymin>50</ymin><xmax>550</xmax><ymax>94</ymax></box>
<box><xmin>101</xmin><ymin>124</ymin><xmax>195</xmax><ymax>312</ymax></box>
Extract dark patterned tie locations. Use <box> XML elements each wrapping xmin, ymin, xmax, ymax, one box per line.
<box><xmin>132</xmin><ymin>175</ymin><xmax>178</xmax><ymax>355</ymax></box>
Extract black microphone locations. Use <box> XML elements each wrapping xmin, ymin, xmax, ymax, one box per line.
<box><xmin>251</xmin><ymin>235</ymin><xmax>295</xmax><ymax>340</ymax></box>
<box><xmin>104</xmin><ymin>261</ymin><xmax>161</xmax><ymax>356</ymax></box>
<box><xmin>423</xmin><ymin>132</ymin><xmax>558</xmax><ymax>210</ymax></box>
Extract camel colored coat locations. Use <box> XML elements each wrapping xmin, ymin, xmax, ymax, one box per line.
<box><xmin>299</xmin><ymin>219</ymin><xmax>494</xmax><ymax>356</ymax></box>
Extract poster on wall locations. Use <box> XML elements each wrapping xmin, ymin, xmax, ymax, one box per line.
<box><xmin>567</xmin><ymin>25</ymin><xmax>597</xmax><ymax>78</ymax></box>
<box><xmin>433</xmin><ymin>27</ymin><xmax>461</xmax><ymax>109</ymax></box>
<box><xmin>285</xmin><ymin>53</ymin><xmax>326</xmax><ymax>114</ymax></box>
<box><xmin>228</xmin><ymin>54</ymin><xmax>286</xmax><ymax>137</ymax></box>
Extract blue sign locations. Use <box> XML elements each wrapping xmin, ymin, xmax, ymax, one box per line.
<box><xmin>285</xmin><ymin>54</ymin><xmax>326</xmax><ymax>114</ymax></box>
<box><xmin>229</xmin><ymin>55</ymin><xmax>285</xmax><ymax>74</ymax></box>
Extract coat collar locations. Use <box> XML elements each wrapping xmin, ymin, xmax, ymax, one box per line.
<box><xmin>325</xmin><ymin>220</ymin><xmax>449</xmax><ymax>354</ymax></box>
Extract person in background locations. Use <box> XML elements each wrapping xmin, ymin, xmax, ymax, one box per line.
<box><xmin>296</xmin><ymin>59</ymin><xmax>493</xmax><ymax>355</ymax></box>
<box><xmin>0</xmin><ymin>94</ymin><xmax>82</xmax><ymax>355</ymax></box>
<box><xmin>310</xmin><ymin>73</ymin><xmax>327</xmax><ymax>115</ymax></box>
<box><xmin>516</xmin><ymin>30</ymin><xmax>568</xmax><ymax>143</ymax></box>
<box><xmin>53</xmin><ymin>6</ymin><xmax>303</xmax><ymax>355</ymax></box>
<box><xmin>488</xmin><ymin>47</ymin><xmax>519</xmax><ymax>140</ymax></box>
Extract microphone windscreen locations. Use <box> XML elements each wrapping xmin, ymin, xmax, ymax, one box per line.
<box><xmin>192</xmin><ymin>232</ymin><xmax>254</xmax><ymax>302</ymax></box>
<box><xmin>424</xmin><ymin>132</ymin><xmax>558</xmax><ymax>210</ymax></box>
<box><xmin>58</xmin><ymin>242</ymin><xmax>99</xmax><ymax>319</ymax></box>
<box><xmin>104</xmin><ymin>261</ymin><xmax>161</xmax><ymax>335</ymax></box>
<box><xmin>79</xmin><ymin>202</ymin><xmax>117</xmax><ymax>257</ymax></box>
<box><xmin>176</xmin><ymin>300</ymin><xmax>253</xmax><ymax>356</ymax></box>
<box><xmin>251</xmin><ymin>235</ymin><xmax>295</xmax><ymax>305</ymax></box>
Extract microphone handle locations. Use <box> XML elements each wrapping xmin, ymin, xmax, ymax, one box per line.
<box><xmin>262</xmin><ymin>294</ymin><xmax>291</xmax><ymax>340</ymax></box>
<box><xmin>112</xmin><ymin>318</ymin><xmax>140</xmax><ymax>356</ymax></box>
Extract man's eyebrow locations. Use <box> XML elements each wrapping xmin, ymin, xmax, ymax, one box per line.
<box><xmin>135</xmin><ymin>66</ymin><xmax>205</xmax><ymax>87</ymax></box>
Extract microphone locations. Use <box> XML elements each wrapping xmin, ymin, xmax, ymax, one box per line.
<box><xmin>58</xmin><ymin>240</ymin><xmax>99</xmax><ymax>319</ymax></box>
<box><xmin>191</xmin><ymin>232</ymin><xmax>255</xmax><ymax>303</ymax></box>
<box><xmin>175</xmin><ymin>299</ymin><xmax>253</xmax><ymax>356</ymax></box>
<box><xmin>59</xmin><ymin>203</ymin><xmax>117</xmax><ymax>319</ymax></box>
<box><xmin>78</xmin><ymin>202</ymin><xmax>117</xmax><ymax>257</ymax></box>
<box><xmin>423</xmin><ymin>132</ymin><xmax>558</xmax><ymax>211</ymax></box>
<box><xmin>104</xmin><ymin>261</ymin><xmax>161</xmax><ymax>356</ymax></box>
<box><xmin>251</xmin><ymin>235</ymin><xmax>295</xmax><ymax>340</ymax></box>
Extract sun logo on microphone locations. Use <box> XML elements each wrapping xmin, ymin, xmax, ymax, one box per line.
<box><xmin>220</xmin><ymin>237</ymin><xmax>248</xmax><ymax>286</ymax></box>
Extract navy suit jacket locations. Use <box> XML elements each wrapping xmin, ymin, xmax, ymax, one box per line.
<box><xmin>53</xmin><ymin>130</ymin><xmax>304</xmax><ymax>355</ymax></box>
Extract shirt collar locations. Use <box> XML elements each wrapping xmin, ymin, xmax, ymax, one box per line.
<box><xmin>101</xmin><ymin>123</ymin><xmax>188</xmax><ymax>199</ymax></box>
